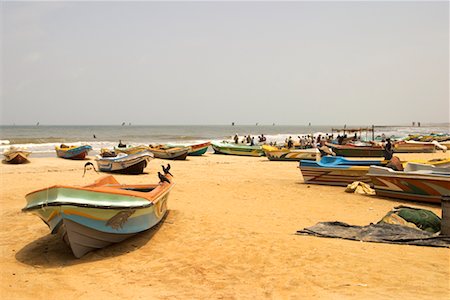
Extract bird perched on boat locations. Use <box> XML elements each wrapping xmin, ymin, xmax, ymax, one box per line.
<box><xmin>158</xmin><ymin>172</ymin><xmax>171</xmax><ymax>184</ymax></box>
<box><xmin>162</xmin><ymin>164</ymin><xmax>172</xmax><ymax>176</ymax></box>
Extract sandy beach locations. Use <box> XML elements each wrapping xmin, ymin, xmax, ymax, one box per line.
<box><xmin>1</xmin><ymin>152</ymin><xmax>449</xmax><ymax>299</ymax></box>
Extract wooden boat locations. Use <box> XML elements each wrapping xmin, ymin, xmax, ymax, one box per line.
<box><xmin>22</xmin><ymin>166</ymin><xmax>174</xmax><ymax>258</ymax></box>
<box><xmin>393</xmin><ymin>141</ymin><xmax>438</xmax><ymax>153</ymax></box>
<box><xmin>114</xmin><ymin>145</ymin><xmax>150</xmax><ymax>155</ymax></box>
<box><xmin>166</xmin><ymin>141</ymin><xmax>211</xmax><ymax>156</ymax></box>
<box><xmin>262</xmin><ymin>145</ymin><xmax>319</xmax><ymax>161</ymax></box>
<box><xmin>404</xmin><ymin>134</ymin><xmax>450</xmax><ymax>143</ymax></box>
<box><xmin>55</xmin><ymin>145</ymin><xmax>92</xmax><ymax>159</ymax></box>
<box><xmin>325</xmin><ymin>142</ymin><xmax>384</xmax><ymax>157</ymax></box>
<box><xmin>148</xmin><ymin>145</ymin><xmax>190</xmax><ymax>160</ymax></box>
<box><xmin>299</xmin><ymin>156</ymin><xmax>386</xmax><ymax>186</ymax></box>
<box><xmin>211</xmin><ymin>141</ymin><xmax>264</xmax><ymax>157</ymax></box>
<box><xmin>95</xmin><ymin>151</ymin><xmax>154</xmax><ymax>174</ymax></box>
<box><xmin>2</xmin><ymin>147</ymin><xmax>31</xmax><ymax>164</ymax></box>
<box><xmin>368</xmin><ymin>163</ymin><xmax>450</xmax><ymax>204</ymax></box>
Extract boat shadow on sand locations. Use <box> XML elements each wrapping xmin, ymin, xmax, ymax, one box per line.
<box><xmin>15</xmin><ymin>211</ymin><xmax>174</xmax><ymax>268</ymax></box>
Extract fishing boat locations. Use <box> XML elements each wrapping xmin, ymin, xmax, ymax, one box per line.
<box><xmin>299</xmin><ymin>156</ymin><xmax>386</xmax><ymax>186</ymax></box>
<box><xmin>95</xmin><ymin>151</ymin><xmax>154</xmax><ymax>174</ymax></box>
<box><xmin>368</xmin><ymin>163</ymin><xmax>450</xmax><ymax>204</ymax></box>
<box><xmin>55</xmin><ymin>144</ymin><xmax>92</xmax><ymax>160</ymax></box>
<box><xmin>114</xmin><ymin>145</ymin><xmax>150</xmax><ymax>155</ymax></box>
<box><xmin>262</xmin><ymin>145</ymin><xmax>319</xmax><ymax>161</ymax></box>
<box><xmin>22</xmin><ymin>165</ymin><xmax>174</xmax><ymax>258</ymax></box>
<box><xmin>148</xmin><ymin>145</ymin><xmax>190</xmax><ymax>160</ymax></box>
<box><xmin>211</xmin><ymin>141</ymin><xmax>264</xmax><ymax>157</ymax></box>
<box><xmin>165</xmin><ymin>141</ymin><xmax>211</xmax><ymax>156</ymax></box>
<box><xmin>2</xmin><ymin>147</ymin><xmax>31</xmax><ymax>164</ymax></box>
<box><xmin>325</xmin><ymin>142</ymin><xmax>384</xmax><ymax>157</ymax></box>
<box><xmin>393</xmin><ymin>141</ymin><xmax>442</xmax><ymax>153</ymax></box>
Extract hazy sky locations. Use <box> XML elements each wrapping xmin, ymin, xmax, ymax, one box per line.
<box><xmin>1</xmin><ymin>1</ymin><xmax>449</xmax><ymax>125</ymax></box>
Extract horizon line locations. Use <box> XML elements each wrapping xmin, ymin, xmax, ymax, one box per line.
<box><xmin>1</xmin><ymin>122</ymin><xmax>449</xmax><ymax>127</ymax></box>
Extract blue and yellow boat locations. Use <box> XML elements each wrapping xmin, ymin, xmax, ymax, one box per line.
<box><xmin>22</xmin><ymin>166</ymin><xmax>174</xmax><ymax>258</ymax></box>
<box><xmin>299</xmin><ymin>156</ymin><xmax>386</xmax><ymax>186</ymax></box>
<box><xmin>55</xmin><ymin>144</ymin><xmax>92</xmax><ymax>159</ymax></box>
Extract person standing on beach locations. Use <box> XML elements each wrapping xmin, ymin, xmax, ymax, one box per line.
<box><xmin>383</xmin><ymin>138</ymin><xmax>394</xmax><ymax>160</ymax></box>
<box><xmin>287</xmin><ymin>136</ymin><xmax>293</xmax><ymax>149</ymax></box>
<box><xmin>234</xmin><ymin>134</ymin><xmax>239</xmax><ymax>144</ymax></box>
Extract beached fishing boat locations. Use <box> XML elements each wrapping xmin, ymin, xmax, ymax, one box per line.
<box><xmin>299</xmin><ymin>156</ymin><xmax>386</xmax><ymax>186</ymax></box>
<box><xmin>148</xmin><ymin>145</ymin><xmax>190</xmax><ymax>160</ymax></box>
<box><xmin>393</xmin><ymin>141</ymin><xmax>442</xmax><ymax>153</ymax></box>
<box><xmin>211</xmin><ymin>141</ymin><xmax>264</xmax><ymax>157</ymax></box>
<box><xmin>55</xmin><ymin>145</ymin><xmax>92</xmax><ymax>159</ymax></box>
<box><xmin>166</xmin><ymin>141</ymin><xmax>211</xmax><ymax>156</ymax></box>
<box><xmin>95</xmin><ymin>151</ymin><xmax>154</xmax><ymax>174</ymax></box>
<box><xmin>2</xmin><ymin>147</ymin><xmax>31</xmax><ymax>164</ymax></box>
<box><xmin>325</xmin><ymin>142</ymin><xmax>384</xmax><ymax>157</ymax></box>
<box><xmin>368</xmin><ymin>163</ymin><xmax>450</xmax><ymax>204</ymax></box>
<box><xmin>262</xmin><ymin>145</ymin><xmax>319</xmax><ymax>161</ymax></box>
<box><xmin>114</xmin><ymin>145</ymin><xmax>150</xmax><ymax>155</ymax></box>
<box><xmin>22</xmin><ymin>166</ymin><xmax>174</xmax><ymax>258</ymax></box>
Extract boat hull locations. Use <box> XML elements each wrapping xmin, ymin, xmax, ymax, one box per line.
<box><xmin>189</xmin><ymin>146</ymin><xmax>208</xmax><ymax>156</ymax></box>
<box><xmin>298</xmin><ymin>157</ymin><xmax>386</xmax><ymax>186</ymax></box>
<box><xmin>326</xmin><ymin>143</ymin><xmax>384</xmax><ymax>157</ymax></box>
<box><xmin>96</xmin><ymin>152</ymin><xmax>152</xmax><ymax>174</ymax></box>
<box><xmin>24</xmin><ymin>187</ymin><xmax>171</xmax><ymax>257</ymax></box>
<box><xmin>166</xmin><ymin>142</ymin><xmax>210</xmax><ymax>156</ymax></box>
<box><xmin>368</xmin><ymin>168</ymin><xmax>450</xmax><ymax>204</ymax></box>
<box><xmin>393</xmin><ymin>142</ymin><xmax>436</xmax><ymax>153</ymax></box>
<box><xmin>212</xmin><ymin>142</ymin><xmax>264</xmax><ymax>157</ymax></box>
<box><xmin>56</xmin><ymin>145</ymin><xmax>92</xmax><ymax>159</ymax></box>
<box><xmin>98</xmin><ymin>159</ymin><xmax>147</xmax><ymax>174</ymax></box>
<box><xmin>3</xmin><ymin>152</ymin><xmax>30</xmax><ymax>164</ymax></box>
<box><xmin>149</xmin><ymin>147</ymin><xmax>189</xmax><ymax>160</ymax></box>
<box><xmin>263</xmin><ymin>146</ymin><xmax>318</xmax><ymax>161</ymax></box>
<box><xmin>59</xmin><ymin>219</ymin><xmax>137</xmax><ymax>258</ymax></box>
<box><xmin>300</xmin><ymin>166</ymin><xmax>371</xmax><ymax>186</ymax></box>
<box><xmin>114</xmin><ymin>145</ymin><xmax>150</xmax><ymax>155</ymax></box>
<box><xmin>23</xmin><ymin>173</ymin><xmax>174</xmax><ymax>258</ymax></box>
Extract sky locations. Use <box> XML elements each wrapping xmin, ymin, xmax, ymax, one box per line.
<box><xmin>1</xmin><ymin>1</ymin><xmax>449</xmax><ymax>126</ymax></box>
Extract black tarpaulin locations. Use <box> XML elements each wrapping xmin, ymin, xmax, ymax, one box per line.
<box><xmin>297</xmin><ymin>222</ymin><xmax>450</xmax><ymax>248</ymax></box>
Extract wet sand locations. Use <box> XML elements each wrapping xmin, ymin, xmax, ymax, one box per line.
<box><xmin>1</xmin><ymin>152</ymin><xmax>449</xmax><ymax>299</ymax></box>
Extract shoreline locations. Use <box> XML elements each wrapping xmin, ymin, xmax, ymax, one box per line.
<box><xmin>1</xmin><ymin>152</ymin><xmax>449</xmax><ymax>299</ymax></box>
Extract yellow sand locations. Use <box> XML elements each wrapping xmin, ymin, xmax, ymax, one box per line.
<box><xmin>1</xmin><ymin>152</ymin><xmax>449</xmax><ymax>299</ymax></box>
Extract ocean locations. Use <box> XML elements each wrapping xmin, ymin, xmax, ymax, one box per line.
<box><xmin>1</xmin><ymin>124</ymin><xmax>449</xmax><ymax>156</ymax></box>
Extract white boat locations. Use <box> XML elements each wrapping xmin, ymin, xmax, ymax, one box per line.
<box><xmin>96</xmin><ymin>151</ymin><xmax>154</xmax><ymax>174</ymax></box>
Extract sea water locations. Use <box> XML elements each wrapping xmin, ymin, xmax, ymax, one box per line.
<box><xmin>0</xmin><ymin>124</ymin><xmax>448</xmax><ymax>156</ymax></box>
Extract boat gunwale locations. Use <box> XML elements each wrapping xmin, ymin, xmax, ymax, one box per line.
<box><xmin>24</xmin><ymin>173</ymin><xmax>174</xmax><ymax>202</ymax></box>
<box><xmin>23</xmin><ymin>183</ymin><xmax>174</xmax><ymax>211</ymax></box>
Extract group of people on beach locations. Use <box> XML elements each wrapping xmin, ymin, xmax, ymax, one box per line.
<box><xmin>233</xmin><ymin>134</ymin><xmax>267</xmax><ymax>146</ymax></box>
<box><xmin>231</xmin><ymin>132</ymin><xmax>397</xmax><ymax>152</ymax></box>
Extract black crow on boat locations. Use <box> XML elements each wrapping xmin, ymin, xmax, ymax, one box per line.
<box><xmin>162</xmin><ymin>164</ymin><xmax>172</xmax><ymax>176</ymax></box>
<box><xmin>158</xmin><ymin>172</ymin><xmax>171</xmax><ymax>184</ymax></box>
